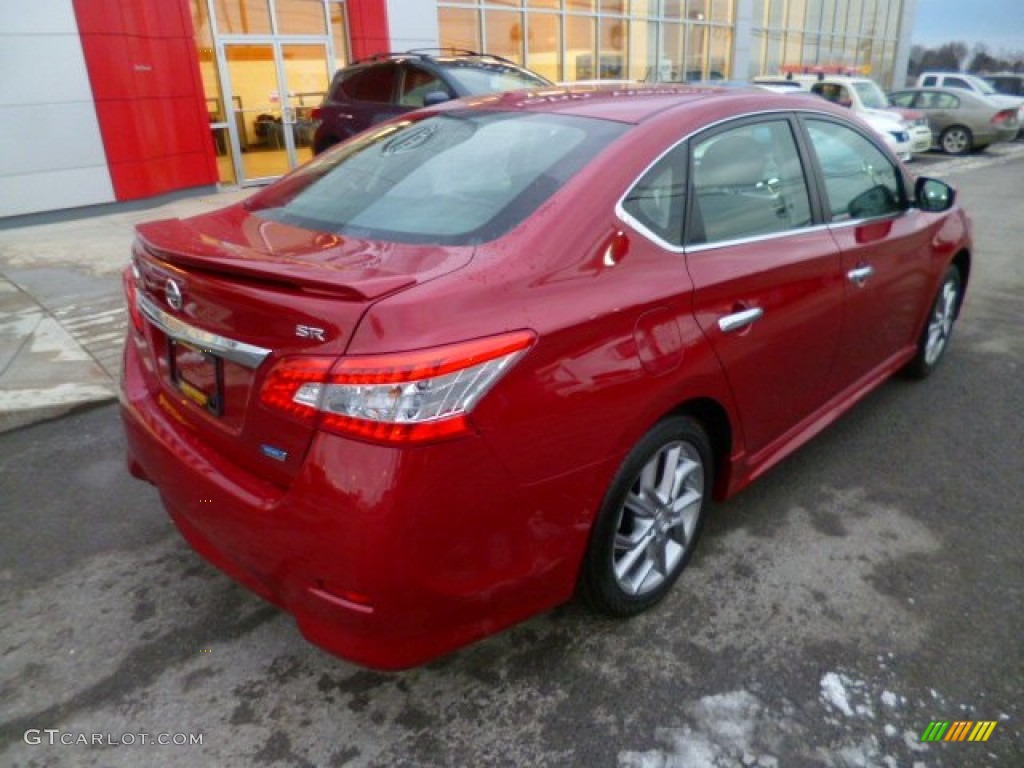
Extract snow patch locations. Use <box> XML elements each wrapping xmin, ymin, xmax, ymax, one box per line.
<box><xmin>618</xmin><ymin>690</ymin><xmax>778</xmax><ymax>768</ymax></box>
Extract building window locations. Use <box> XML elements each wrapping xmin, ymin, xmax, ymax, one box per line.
<box><xmin>214</xmin><ymin>0</ymin><xmax>273</xmax><ymax>35</ymax></box>
<box><xmin>749</xmin><ymin>0</ymin><xmax>904</xmax><ymax>85</ymax></box>
<box><xmin>437</xmin><ymin>0</ymin><xmax>737</xmax><ymax>84</ymax></box>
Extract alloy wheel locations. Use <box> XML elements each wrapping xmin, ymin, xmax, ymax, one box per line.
<box><xmin>611</xmin><ymin>440</ymin><xmax>704</xmax><ymax>596</ymax></box>
<box><xmin>924</xmin><ymin>276</ymin><xmax>958</xmax><ymax>366</ymax></box>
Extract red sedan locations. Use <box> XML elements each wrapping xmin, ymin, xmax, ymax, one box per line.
<box><xmin>121</xmin><ymin>85</ymin><xmax>971</xmax><ymax>669</ymax></box>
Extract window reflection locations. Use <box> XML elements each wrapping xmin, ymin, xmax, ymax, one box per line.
<box><xmin>527</xmin><ymin>13</ymin><xmax>561</xmax><ymax>81</ymax></box>
<box><xmin>214</xmin><ymin>0</ymin><xmax>272</xmax><ymax>34</ymax></box>
<box><xmin>277</xmin><ymin>0</ymin><xmax>328</xmax><ymax>35</ymax></box>
<box><xmin>440</xmin><ymin>7</ymin><xmax>482</xmax><ymax>51</ymax></box>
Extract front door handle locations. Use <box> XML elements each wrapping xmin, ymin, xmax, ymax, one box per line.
<box><xmin>847</xmin><ymin>265</ymin><xmax>874</xmax><ymax>286</ymax></box>
<box><xmin>718</xmin><ymin>307</ymin><xmax>764</xmax><ymax>333</ymax></box>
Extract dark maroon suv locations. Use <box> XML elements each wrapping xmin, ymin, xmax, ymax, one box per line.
<box><xmin>311</xmin><ymin>50</ymin><xmax>551</xmax><ymax>154</ymax></box>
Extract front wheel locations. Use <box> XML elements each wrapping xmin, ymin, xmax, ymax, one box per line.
<box><xmin>579</xmin><ymin>415</ymin><xmax>712</xmax><ymax>617</ymax></box>
<box><xmin>940</xmin><ymin>126</ymin><xmax>972</xmax><ymax>155</ymax></box>
<box><xmin>905</xmin><ymin>265</ymin><xmax>962</xmax><ymax>379</ymax></box>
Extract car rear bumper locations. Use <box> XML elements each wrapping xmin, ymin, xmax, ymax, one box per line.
<box><xmin>120</xmin><ymin>338</ymin><xmax>591</xmax><ymax>669</ymax></box>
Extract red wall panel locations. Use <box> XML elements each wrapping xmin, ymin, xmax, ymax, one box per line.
<box><xmin>345</xmin><ymin>0</ymin><xmax>390</xmax><ymax>61</ymax></box>
<box><xmin>73</xmin><ymin>0</ymin><xmax>217</xmax><ymax>202</ymax></box>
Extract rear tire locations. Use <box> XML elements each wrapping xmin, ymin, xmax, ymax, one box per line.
<box><xmin>905</xmin><ymin>265</ymin><xmax>962</xmax><ymax>379</ymax></box>
<box><xmin>940</xmin><ymin>126</ymin><xmax>972</xmax><ymax>155</ymax></box>
<box><xmin>579</xmin><ymin>415</ymin><xmax>712</xmax><ymax>617</ymax></box>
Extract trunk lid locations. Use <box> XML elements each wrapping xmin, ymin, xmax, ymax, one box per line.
<box><xmin>131</xmin><ymin>204</ymin><xmax>472</xmax><ymax>485</ymax></box>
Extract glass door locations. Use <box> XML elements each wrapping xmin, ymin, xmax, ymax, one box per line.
<box><xmin>222</xmin><ymin>41</ymin><xmax>330</xmax><ymax>184</ymax></box>
<box><xmin>280</xmin><ymin>43</ymin><xmax>331</xmax><ymax>167</ymax></box>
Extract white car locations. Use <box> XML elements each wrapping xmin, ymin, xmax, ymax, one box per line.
<box><xmin>771</xmin><ymin>74</ymin><xmax>931</xmax><ymax>158</ymax></box>
<box><xmin>755</xmin><ymin>79</ymin><xmax>915</xmax><ymax>162</ymax></box>
<box><xmin>858</xmin><ymin>111</ymin><xmax>915</xmax><ymax>162</ymax></box>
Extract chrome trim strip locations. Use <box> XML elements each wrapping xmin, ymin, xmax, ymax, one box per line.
<box><xmin>827</xmin><ymin>211</ymin><xmax>904</xmax><ymax>230</ymax></box>
<box><xmin>684</xmin><ymin>223</ymin><xmax>832</xmax><ymax>253</ymax></box>
<box><xmin>138</xmin><ymin>293</ymin><xmax>272</xmax><ymax>369</ymax></box>
<box><xmin>614</xmin><ymin>106</ymin><xmax>902</xmax><ymax>253</ymax></box>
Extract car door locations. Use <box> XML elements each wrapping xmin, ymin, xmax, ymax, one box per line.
<box><xmin>800</xmin><ymin>116</ymin><xmax>935</xmax><ymax>395</ymax></box>
<box><xmin>914</xmin><ymin>90</ymin><xmax>959</xmax><ymax>134</ymax></box>
<box><xmin>683</xmin><ymin>117</ymin><xmax>845</xmax><ymax>458</ymax></box>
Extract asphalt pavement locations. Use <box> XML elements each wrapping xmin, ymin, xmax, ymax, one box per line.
<box><xmin>1</xmin><ymin>148</ymin><xmax>1023</xmax><ymax>767</ymax></box>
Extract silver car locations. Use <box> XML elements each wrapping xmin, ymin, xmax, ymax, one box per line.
<box><xmin>889</xmin><ymin>87</ymin><xmax>1020</xmax><ymax>155</ymax></box>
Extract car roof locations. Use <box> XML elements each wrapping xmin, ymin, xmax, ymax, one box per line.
<box><xmin>444</xmin><ymin>83</ymin><xmax>837</xmax><ymax>124</ymax></box>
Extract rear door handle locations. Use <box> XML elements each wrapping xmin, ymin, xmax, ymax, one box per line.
<box><xmin>718</xmin><ymin>307</ymin><xmax>764</xmax><ymax>333</ymax></box>
<box><xmin>847</xmin><ymin>265</ymin><xmax>874</xmax><ymax>286</ymax></box>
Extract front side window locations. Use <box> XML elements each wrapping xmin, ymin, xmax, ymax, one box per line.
<box><xmin>690</xmin><ymin>120</ymin><xmax>813</xmax><ymax>245</ymax></box>
<box><xmin>399</xmin><ymin>64</ymin><xmax>447</xmax><ymax>107</ymax></box>
<box><xmin>805</xmin><ymin>119</ymin><xmax>903</xmax><ymax>221</ymax></box>
<box><xmin>245</xmin><ymin>110</ymin><xmax>627</xmax><ymax>245</ymax></box>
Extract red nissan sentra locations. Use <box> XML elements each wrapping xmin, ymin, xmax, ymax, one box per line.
<box><xmin>120</xmin><ymin>85</ymin><xmax>971</xmax><ymax>669</ymax></box>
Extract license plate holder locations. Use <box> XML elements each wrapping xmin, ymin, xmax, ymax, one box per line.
<box><xmin>169</xmin><ymin>340</ymin><xmax>224</xmax><ymax>416</ymax></box>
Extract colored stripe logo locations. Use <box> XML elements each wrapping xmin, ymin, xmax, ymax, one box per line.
<box><xmin>920</xmin><ymin>721</ymin><xmax>997</xmax><ymax>742</ymax></box>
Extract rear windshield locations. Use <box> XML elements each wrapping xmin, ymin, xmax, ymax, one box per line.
<box><xmin>439</xmin><ymin>60</ymin><xmax>551</xmax><ymax>93</ymax></box>
<box><xmin>245</xmin><ymin>110</ymin><xmax>627</xmax><ymax>245</ymax></box>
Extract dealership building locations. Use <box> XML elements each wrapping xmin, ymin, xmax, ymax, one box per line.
<box><xmin>2</xmin><ymin>0</ymin><xmax>918</xmax><ymax>219</ymax></box>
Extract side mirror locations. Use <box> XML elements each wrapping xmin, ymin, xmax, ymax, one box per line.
<box><xmin>423</xmin><ymin>91</ymin><xmax>451</xmax><ymax>107</ymax></box>
<box><xmin>915</xmin><ymin>177</ymin><xmax>955</xmax><ymax>212</ymax></box>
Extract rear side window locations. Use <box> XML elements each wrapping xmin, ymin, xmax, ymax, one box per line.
<box><xmin>340</xmin><ymin>64</ymin><xmax>398</xmax><ymax>103</ymax></box>
<box><xmin>621</xmin><ymin>143</ymin><xmax>688</xmax><ymax>246</ymax></box>
<box><xmin>690</xmin><ymin>120</ymin><xmax>813</xmax><ymax>245</ymax></box>
<box><xmin>246</xmin><ymin>110</ymin><xmax>627</xmax><ymax>245</ymax></box>
<box><xmin>921</xmin><ymin>76</ymin><xmax>938</xmax><ymax>87</ymax></box>
<box><xmin>944</xmin><ymin>77</ymin><xmax>970</xmax><ymax>90</ymax></box>
<box><xmin>805</xmin><ymin>119</ymin><xmax>903</xmax><ymax>221</ymax></box>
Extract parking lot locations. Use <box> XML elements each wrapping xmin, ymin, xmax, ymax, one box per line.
<box><xmin>1</xmin><ymin>148</ymin><xmax>1022</xmax><ymax>767</ymax></box>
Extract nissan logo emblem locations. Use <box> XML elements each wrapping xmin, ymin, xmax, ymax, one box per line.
<box><xmin>165</xmin><ymin>279</ymin><xmax>183</xmax><ymax>311</ymax></box>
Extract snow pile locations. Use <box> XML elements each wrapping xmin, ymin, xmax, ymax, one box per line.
<box><xmin>618</xmin><ymin>690</ymin><xmax>780</xmax><ymax>768</ymax></box>
<box><xmin>820</xmin><ymin>672</ymin><xmax>875</xmax><ymax>719</ymax></box>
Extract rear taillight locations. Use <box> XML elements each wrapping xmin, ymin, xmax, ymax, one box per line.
<box><xmin>311</xmin><ymin>107</ymin><xmax>323</xmax><ymax>120</ymax></box>
<box><xmin>259</xmin><ymin>331</ymin><xmax>536</xmax><ymax>444</ymax></box>
<box><xmin>992</xmin><ymin>109</ymin><xmax>1015</xmax><ymax>125</ymax></box>
<box><xmin>123</xmin><ymin>264</ymin><xmax>144</xmax><ymax>333</ymax></box>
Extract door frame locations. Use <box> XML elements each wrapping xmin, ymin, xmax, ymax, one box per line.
<box><xmin>216</xmin><ymin>36</ymin><xmax>332</xmax><ymax>186</ymax></box>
